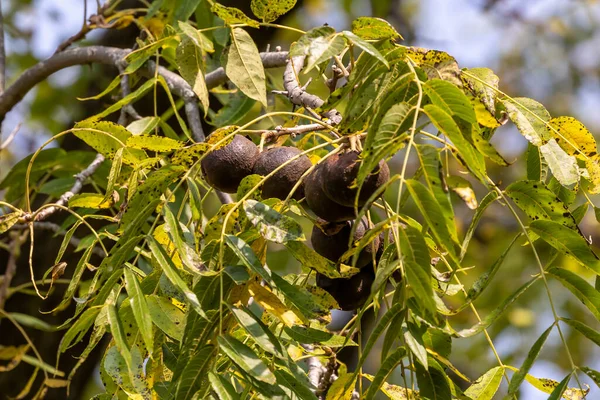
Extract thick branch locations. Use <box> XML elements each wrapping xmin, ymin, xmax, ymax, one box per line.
<box><xmin>283</xmin><ymin>55</ymin><xmax>342</xmax><ymax>125</ymax></box>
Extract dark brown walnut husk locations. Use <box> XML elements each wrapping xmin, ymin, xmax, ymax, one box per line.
<box><xmin>316</xmin><ymin>268</ymin><xmax>375</xmax><ymax>311</ymax></box>
<box><xmin>311</xmin><ymin>217</ymin><xmax>380</xmax><ymax>269</ymax></box>
<box><xmin>304</xmin><ymin>160</ymin><xmax>356</xmax><ymax>222</ymax></box>
<box><xmin>200</xmin><ymin>134</ymin><xmax>259</xmax><ymax>193</ymax></box>
<box><xmin>252</xmin><ymin>146</ymin><xmax>312</xmax><ymax>200</ymax></box>
<box><xmin>322</xmin><ymin>151</ymin><xmax>390</xmax><ymax>207</ymax></box>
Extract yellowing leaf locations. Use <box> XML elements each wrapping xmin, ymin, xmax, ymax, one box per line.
<box><xmin>68</xmin><ymin>193</ymin><xmax>114</xmax><ymax>209</ymax></box>
<box><xmin>126</xmin><ymin>135</ymin><xmax>184</xmax><ymax>152</ymax></box>
<box><xmin>502</xmin><ymin>97</ymin><xmax>551</xmax><ymax>147</ymax></box>
<box><xmin>212</xmin><ymin>3</ymin><xmax>260</xmax><ymax>28</ymax></box>
<box><xmin>351</xmin><ymin>17</ymin><xmax>401</xmax><ymax>40</ymax></box>
<box><xmin>586</xmin><ymin>155</ymin><xmax>600</xmax><ymax>193</ymax></box>
<box><xmin>0</xmin><ymin>211</ymin><xmax>23</xmax><ymax>234</ymax></box>
<box><xmin>251</xmin><ymin>0</ymin><xmax>297</xmax><ymax>23</ymax></box>
<box><xmin>247</xmin><ymin>280</ymin><xmax>302</xmax><ymax>327</ymax></box>
<box><xmin>447</xmin><ymin>175</ymin><xmax>478</xmax><ymax>209</ymax></box>
<box><xmin>549</xmin><ymin>116</ymin><xmax>598</xmax><ymax>160</ymax></box>
<box><xmin>406</xmin><ymin>48</ymin><xmax>461</xmax><ymax>86</ymax></box>
<box><xmin>462</xmin><ymin>67</ymin><xmax>500</xmax><ymax>117</ymax></box>
<box><xmin>176</xmin><ymin>35</ymin><xmax>210</xmax><ymax>115</ymax></box>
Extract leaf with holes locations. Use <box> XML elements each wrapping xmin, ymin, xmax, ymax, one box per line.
<box><xmin>250</xmin><ymin>0</ymin><xmax>296</xmax><ymax>23</ymax></box>
<box><xmin>211</xmin><ymin>3</ymin><xmax>259</xmax><ymax>27</ymax></box>
<box><xmin>351</xmin><ymin>16</ymin><xmax>401</xmax><ymax>40</ymax></box>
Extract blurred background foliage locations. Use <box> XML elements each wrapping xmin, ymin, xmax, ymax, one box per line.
<box><xmin>1</xmin><ymin>0</ymin><xmax>600</xmax><ymax>399</ymax></box>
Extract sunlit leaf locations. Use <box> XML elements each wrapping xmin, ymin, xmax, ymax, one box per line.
<box><xmin>508</xmin><ymin>324</ymin><xmax>553</xmax><ymax>396</ymax></box>
<box><xmin>548</xmin><ymin>267</ymin><xmax>600</xmax><ymax>321</ymax></box>
<box><xmin>224</xmin><ymin>28</ymin><xmax>267</xmax><ymax>107</ymax></box>
<box><xmin>342</xmin><ymin>31</ymin><xmax>389</xmax><ymax>67</ymax></box>
<box><xmin>502</xmin><ymin>97</ymin><xmax>551</xmax><ymax>147</ymax></box>
<box><xmin>243</xmin><ymin>199</ymin><xmax>305</xmax><ymax>243</ymax></box>
<box><xmin>351</xmin><ymin>17</ymin><xmax>401</xmax><ymax>40</ymax></box>
<box><xmin>464</xmin><ymin>366</ymin><xmax>504</xmax><ymax>400</ymax></box>
<box><xmin>211</xmin><ymin>3</ymin><xmax>259</xmax><ymax>27</ymax></box>
<box><xmin>217</xmin><ymin>335</ymin><xmax>276</xmax><ymax>385</ymax></box>
<box><xmin>250</xmin><ymin>0</ymin><xmax>296</xmax><ymax>23</ymax></box>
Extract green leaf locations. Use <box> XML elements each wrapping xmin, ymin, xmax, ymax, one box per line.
<box><xmin>462</xmin><ymin>67</ymin><xmax>499</xmax><ymax>116</ymax></box>
<box><xmin>178</xmin><ymin>21</ymin><xmax>214</xmax><ymax>54</ymax></box>
<box><xmin>358</xmin><ymin>101</ymin><xmax>411</xmax><ymax>188</ymax></box>
<box><xmin>423</xmin><ymin>104</ymin><xmax>486</xmax><ymax>180</ymax></box>
<box><xmin>146</xmin><ymin>295</ymin><xmax>185</xmax><ymax>341</ymax></box>
<box><xmin>211</xmin><ymin>3</ymin><xmax>260</xmax><ymax>27</ymax></box>
<box><xmin>208</xmin><ymin>371</ymin><xmax>238</xmax><ymax>400</ymax></box>
<box><xmin>217</xmin><ymin>335</ymin><xmax>276</xmax><ymax>385</ymax></box>
<box><xmin>423</xmin><ymin>79</ymin><xmax>476</xmax><ymax>124</ymax></box>
<box><xmin>526</xmin><ymin>143</ymin><xmax>545</xmax><ymax>181</ymax></box>
<box><xmin>250</xmin><ymin>0</ymin><xmax>296</xmax><ymax>23</ymax></box>
<box><xmin>363</xmin><ymin>347</ymin><xmax>407</xmax><ymax>400</ymax></box>
<box><xmin>224</xmin><ymin>234</ymin><xmax>272</xmax><ymax>284</ymax></box>
<box><xmin>107</xmin><ymin>304</ymin><xmax>131</xmax><ymax>363</ymax></box>
<box><xmin>548</xmin><ymin>374</ymin><xmax>571</xmax><ymax>400</ymax></box>
<box><xmin>163</xmin><ymin>205</ymin><xmax>203</xmax><ymax>273</ymax></box>
<box><xmin>176</xmin><ymin>35</ymin><xmax>210</xmax><ymax>115</ymax></box>
<box><xmin>548</xmin><ymin>267</ymin><xmax>600</xmax><ymax>321</ymax></box>
<box><xmin>508</xmin><ymin>324</ymin><xmax>554</xmax><ymax>396</ymax></box>
<box><xmin>92</xmin><ymin>78</ymin><xmax>159</xmax><ymax>120</ymax></box>
<box><xmin>464</xmin><ymin>366</ymin><xmax>504</xmax><ymax>400</ymax></box>
<box><xmin>243</xmin><ymin>199</ymin><xmax>305</xmax><ymax>243</ymax></box>
<box><xmin>284</xmin><ymin>241</ymin><xmax>356</xmax><ymax>279</ymax></box>
<box><xmin>174</xmin><ymin>345</ymin><xmax>215</xmax><ymax>400</ymax></box>
<box><xmin>289</xmin><ymin>27</ymin><xmax>346</xmax><ymax>73</ymax></box>
<box><xmin>506</xmin><ymin>180</ymin><xmax>578</xmax><ymax>231</ymax></box>
<box><xmin>502</xmin><ymin>97</ymin><xmax>551</xmax><ymax>147</ymax></box>
<box><xmin>224</xmin><ymin>28</ymin><xmax>267</xmax><ymax>107</ymax></box>
<box><xmin>561</xmin><ymin>317</ymin><xmax>600</xmax><ymax>347</ymax></box>
<box><xmin>229</xmin><ymin>305</ymin><xmax>284</xmax><ymax>357</ymax></box>
<box><xmin>208</xmin><ymin>92</ymin><xmax>255</xmax><ymax>127</ymax></box>
<box><xmin>539</xmin><ymin>139</ymin><xmax>580</xmax><ymax>186</ymax></box>
<box><xmin>461</xmin><ymin>191</ymin><xmax>498</xmax><ymax>259</ymax></box>
<box><xmin>342</xmin><ymin>31</ymin><xmax>388</xmax><ymax>68</ymax></box>
<box><xmin>416</xmin><ymin>144</ymin><xmax>457</xmax><ymax>242</ymax></box>
<box><xmin>405</xmin><ymin>260</ymin><xmax>436</xmax><ymax>316</ymax></box>
<box><xmin>118</xmin><ymin>165</ymin><xmax>185</xmax><ymax>233</ymax></box>
<box><xmin>456</xmin><ymin>276</ymin><xmax>538</xmax><ymax>337</ymax></box>
<box><xmin>530</xmin><ymin>220</ymin><xmax>600</xmax><ymax>275</ymax></box>
<box><xmin>126</xmin><ymin>135</ymin><xmax>185</xmax><ymax>152</ymax></box>
<box><xmin>405</xmin><ymin>179</ymin><xmax>458</xmax><ymax>257</ymax></box>
<box><xmin>73</xmin><ymin>120</ymin><xmax>146</xmax><ymax>166</ymax></box>
<box><xmin>580</xmin><ymin>367</ymin><xmax>600</xmax><ymax>389</ymax></box>
<box><xmin>404</xmin><ymin>324</ymin><xmax>428</xmax><ymax>368</ymax></box>
<box><xmin>274</xmin><ymin>369</ymin><xmax>317</xmax><ymax>400</ymax></box>
<box><xmin>124</xmin><ymin>269</ymin><xmax>154</xmax><ymax>356</ymax></box>
<box><xmin>148</xmin><ymin>236</ymin><xmax>206</xmax><ymax>319</ymax></box>
<box><xmin>8</xmin><ymin>313</ymin><xmax>57</xmax><ymax>332</ymax></box>
<box><xmin>351</xmin><ymin>17</ymin><xmax>401</xmax><ymax>40</ymax></box>
<box><xmin>284</xmin><ymin>325</ymin><xmax>356</xmax><ymax>347</ymax></box>
<box><xmin>415</xmin><ymin>357</ymin><xmax>452</xmax><ymax>400</ymax></box>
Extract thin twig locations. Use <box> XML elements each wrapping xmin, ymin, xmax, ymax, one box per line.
<box><xmin>11</xmin><ymin>221</ymin><xmax>105</xmax><ymax>258</ymax></box>
<box><xmin>0</xmin><ymin>232</ymin><xmax>26</xmax><ymax>309</ymax></box>
<box><xmin>246</xmin><ymin>122</ymin><xmax>334</xmax><ymax>142</ymax></box>
<box><xmin>24</xmin><ymin>153</ymin><xmax>105</xmax><ymax>222</ymax></box>
<box><xmin>0</xmin><ymin>123</ymin><xmax>20</xmax><ymax>150</ymax></box>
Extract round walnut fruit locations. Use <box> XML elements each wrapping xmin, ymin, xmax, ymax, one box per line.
<box><xmin>304</xmin><ymin>160</ymin><xmax>356</xmax><ymax>222</ymax></box>
<box><xmin>252</xmin><ymin>146</ymin><xmax>312</xmax><ymax>200</ymax></box>
<box><xmin>311</xmin><ymin>217</ymin><xmax>380</xmax><ymax>269</ymax></box>
<box><xmin>200</xmin><ymin>135</ymin><xmax>259</xmax><ymax>193</ymax></box>
<box><xmin>316</xmin><ymin>268</ymin><xmax>375</xmax><ymax>311</ymax></box>
<box><xmin>322</xmin><ymin>151</ymin><xmax>390</xmax><ymax>207</ymax></box>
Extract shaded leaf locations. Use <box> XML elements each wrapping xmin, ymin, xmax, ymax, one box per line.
<box><xmin>508</xmin><ymin>324</ymin><xmax>554</xmax><ymax>396</ymax></box>
<box><xmin>364</xmin><ymin>347</ymin><xmax>407</xmax><ymax>400</ymax></box>
<box><xmin>123</xmin><ymin>269</ymin><xmax>154</xmax><ymax>356</ymax></box>
<box><xmin>146</xmin><ymin>295</ymin><xmax>185</xmax><ymax>341</ymax></box>
<box><xmin>217</xmin><ymin>335</ymin><xmax>276</xmax><ymax>385</ymax></box>
<box><xmin>548</xmin><ymin>267</ymin><xmax>600</xmax><ymax>321</ymax></box>
<box><xmin>342</xmin><ymin>31</ymin><xmax>388</xmax><ymax>67</ymax></box>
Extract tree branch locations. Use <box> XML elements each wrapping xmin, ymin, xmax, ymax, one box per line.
<box><xmin>283</xmin><ymin>55</ymin><xmax>342</xmax><ymax>125</ymax></box>
<box><xmin>0</xmin><ymin>232</ymin><xmax>26</xmax><ymax>310</ymax></box>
